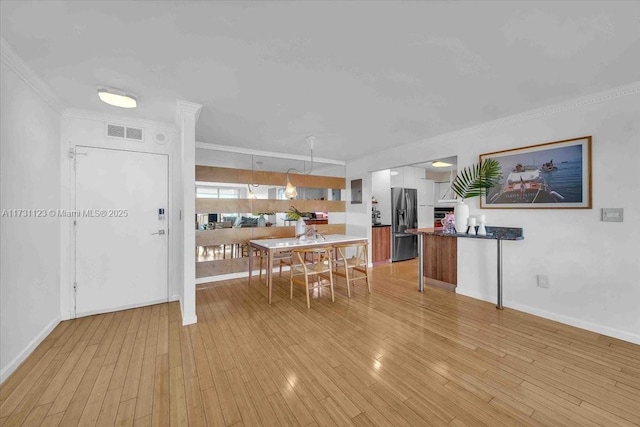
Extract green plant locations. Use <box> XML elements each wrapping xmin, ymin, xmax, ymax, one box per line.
<box><xmin>253</xmin><ymin>212</ymin><xmax>274</xmax><ymax>216</ymax></box>
<box><xmin>451</xmin><ymin>159</ymin><xmax>501</xmax><ymax>199</ymax></box>
<box><xmin>286</xmin><ymin>206</ymin><xmax>311</xmax><ymax>220</ymax></box>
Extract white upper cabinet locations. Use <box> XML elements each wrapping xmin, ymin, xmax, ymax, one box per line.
<box><xmin>390</xmin><ymin>168</ymin><xmax>403</xmax><ymax>188</ymax></box>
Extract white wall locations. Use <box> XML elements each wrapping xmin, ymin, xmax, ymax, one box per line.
<box><xmin>347</xmin><ymin>83</ymin><xmax>640</xmax><ymax>343</ymax></box>
<box><xmin>59</xmin><ymin>112</ymin><xmax>181</xmax><ymax>320</ymax></box>
<box><xmin>371</xmin><ymin>170</ymin><xmax>391</xmax><ymax>225</ymax></box>
<box><xmin>0</xmin><ymin>59</ymin><xmax>62</xmax><ymax>381</ymax></box>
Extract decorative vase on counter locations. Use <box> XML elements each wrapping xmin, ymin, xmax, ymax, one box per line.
<box><xmin>257</xmin><ymin>215</ymin><xmax>266</xmax><ymax>227</ymax></box>
<box><xmin>454</xmin><ymin>200</ymin><xmax>469</xmax><ymax>233</ymax></box>
<box><xmin>295</xmin><ymin>217</ymin><xmax>306</xmax><ymax>240</ymax></box>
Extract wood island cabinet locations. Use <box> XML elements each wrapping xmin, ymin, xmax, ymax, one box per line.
<box><xmin>423</xmin><ymin>234</ymin><xmax>457</xmax><ymax>285</ymax></box>
<box><xmin>372</xmin><ymin>225</ymin><xmax>391</xmax><ymax>263</ymax></box>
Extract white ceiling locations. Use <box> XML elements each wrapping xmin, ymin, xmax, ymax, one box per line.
<box><xmin>2</xmin><ymin>1</ymin><xmax>639</xmax><ymax>162</ymax></box>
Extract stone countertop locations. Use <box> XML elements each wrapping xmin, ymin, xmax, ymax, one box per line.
<box><xmin>408</xmin><ymin>226</ymin><xmax>524</xmax><ymax>241</ymax></box>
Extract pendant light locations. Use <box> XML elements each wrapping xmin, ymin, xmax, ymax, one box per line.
<box><xmin>284</xmin><ymin>136</ymin><xmax>315</xmax><ymax>200</ymax></box>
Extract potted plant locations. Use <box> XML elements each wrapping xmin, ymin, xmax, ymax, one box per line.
<box><xmin>254</xmin><ymin>212</ymin><xmax>275</xmax><ymax>227</ymax></box>
<box><xmin>285</xmin><ymin>206</ymin><xmax>312</xmax><ymax>221</ymax></box>
<box><xmin>450</xmin><ymin>159</ymin><xmax>501</xmax><ymax>232</ymax></box>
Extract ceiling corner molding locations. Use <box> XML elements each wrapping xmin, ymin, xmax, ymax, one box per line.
<box><xmin>1</xmin><ymin>36</ymin><xmax>67</xmax><ymax>114</ymax></box>
<box><xmin>62</xmin><ymin>107</ymin><xmax>178</xmax><ymax>134</ymax></box>
<box><xmin>175</xmin><ymin>99</ymin><xmax>203</xmax><ymax>125</ymax></box>
<box><xmin>422</xmin><ymin>81</ymin><xmax>640</xmax><ymax>146</ymax></box>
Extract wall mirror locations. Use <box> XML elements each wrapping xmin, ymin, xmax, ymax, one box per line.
<box><xmin>194</xmin><ymin>147</ymin><xmax>346</xmax><ymax>277</ymax></box>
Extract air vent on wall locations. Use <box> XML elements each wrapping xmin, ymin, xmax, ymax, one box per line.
<box><xmin>106</xmin><ymin>123</ymin><xmax>144</xmax><ymax>142</ymax></box>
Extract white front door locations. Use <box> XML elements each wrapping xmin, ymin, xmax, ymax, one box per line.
<box><xmin>74</xmin><ymin>146</ymin><xmax>168</xmax><ymax>317</ymax></box>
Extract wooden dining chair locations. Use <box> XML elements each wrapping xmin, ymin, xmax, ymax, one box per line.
<box><xmin>251</xmin><ymin>240</ymin><xmax>292</xmax><ymax>284</ymax></box>
<box><xmin>333</xmin><ymin>242</ymin><xmax>371</xmax><ymax>297</ymax></box>
<box><xmin>289</xmin><ymin>247</ymin><xmax>335</xmax><ymax>308</ymax></box>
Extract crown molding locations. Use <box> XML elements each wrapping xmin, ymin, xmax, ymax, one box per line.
<box><xmin>175</xmin><ymin>99</ymin><xmax>203</xmax><ymax>125</ymax></box>
<box><xmin>195</xmin><ymin>142</ymin><xmax>345</xmax><ymax>166</ymax></box>
<box><xmin>62</xmin><ymin>107</ymin><xmax>178</xmax><ymax>134</ymax></box>
<box><xmin>420</xmin><ymin>81</ymin><xmax>640</xmax><ymax>147</ymax></box>
<box><xmin>0</xmin><ymin>36</ymin><xmax>67</xmax><ymax>114</ymax></box>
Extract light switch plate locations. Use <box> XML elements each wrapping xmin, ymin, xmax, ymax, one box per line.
<box><xmin>601</xmin><ymin>208</ymin><xmax>623</xmax><ymax>222</ymax></box>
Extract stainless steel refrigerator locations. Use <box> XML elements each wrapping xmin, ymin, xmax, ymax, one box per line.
<box><xmin>391</xmin><ymin>187</ymin><xmax>418</xmax><ymax>261</ymax></box>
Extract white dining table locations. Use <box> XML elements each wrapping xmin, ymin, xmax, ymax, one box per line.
<box><xmin>248</xmin><ymin>234</ymin><xmax>368</xmax><ymax>304</ymax></box>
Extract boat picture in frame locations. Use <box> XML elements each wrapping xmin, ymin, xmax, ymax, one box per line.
<box><xmin>480</xmin><ymin>136</ymin><xmax>592</xmax><ymax>209</ymax></box>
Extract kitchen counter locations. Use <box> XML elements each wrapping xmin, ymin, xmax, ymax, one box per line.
<box><xmin>408</xmin><ymin>226</ymin><xmax>524</xmax><ymax>309</ymax></box>
<box><xmin>409</xmin><ymin>226</ymin><xmax>524</xmax><ymax>241</ymax></box>
<box><xmin>372</xmin><ymin>224</ymin><xmax>391</xmax><ymax>227</ymax></box>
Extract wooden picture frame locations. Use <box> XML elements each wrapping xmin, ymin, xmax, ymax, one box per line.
<box><xmin>480</xmin><ymin>136</ymin><xmax>592</xmax><ymax>209</ymax></box>
<box><xmin>350</xmin><ymin>179</ymin><xmax>363</xmax><ymax>204</ymax></box>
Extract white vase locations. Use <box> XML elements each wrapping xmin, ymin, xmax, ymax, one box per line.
<box><xmin>295</xmin><ymin>217</ymin><xmax>306</xmax><ymax>240</ymax></box>
<box><xmin>257</xmin><ymin>215</ymin><xmax>266</xmax><ymax>227</ymax></box>
<box><xmin>454</xmin><ymin>200</ymin><xmax>469</xmax><ymax>233</ymax></box>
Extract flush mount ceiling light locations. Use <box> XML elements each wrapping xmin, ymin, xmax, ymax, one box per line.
<box><xmin>284</xmin><ymin>136</ymin><xmax>315</xmax><ymax>200</ymax></box>
<box><xmin>432</xmin><ymin>161</ymin><xmax>453</xmax><ymax>168</ymax></box>
<box><xmin>97</xmin><ymin>87</ymin><xmax>137</xmax><ymax>108</ymax></box>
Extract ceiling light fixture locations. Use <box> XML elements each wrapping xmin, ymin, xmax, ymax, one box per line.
<box><xmin>97</xmin><ymin>87</ymin><xmax>137</xmax><ymax>108</ymax></box>
<box><xmin>284</xmin><ymin>136</ymin><xmax>315</xmax><ymax>200</ymax></box>
<box><xmin>432</xmin><ymin>161</ymin><xmax>453</xmax><ymax>168</ymax></box>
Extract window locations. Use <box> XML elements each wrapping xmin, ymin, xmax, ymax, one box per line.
<box><xmin>196</xmin><ymin>186</ymin><xmax>240</xmax><ymax>199</ymax></box>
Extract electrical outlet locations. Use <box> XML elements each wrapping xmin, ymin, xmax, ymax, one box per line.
<box><xmin>537</xmin><ymin>275</ymin><xmax>549</xmax><ymax>288</ymax></box>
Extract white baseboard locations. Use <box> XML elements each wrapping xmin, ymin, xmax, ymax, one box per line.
<box><xmin>74</xmin><ymin>297</ymin><xmax>170</xmax><ymax>318</ymax></box>
<box><xmin>181</xmin><ymin>314</ymin><xmax>197</xmax><ymax>326</ymax></box>
<box><xmin>0</xmin><ymin>316</ymin><xmax>60</xmax><ymax>383</ymax></box>
<box><xmin>455</xmin><ymin>288</ymin><xmax>640</xmax><ymax>345</ymax></box>
<box><xmin>196</xmin><ymin>267</ymin><xmax>291</xmax><ymax>285</ymax></box>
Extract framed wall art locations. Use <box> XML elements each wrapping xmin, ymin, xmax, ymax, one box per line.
<box><xmin>480</xmin><ymin>136</ymin><xmax>592</xmax><ymax>209</ymax></box>
<box><xmin>350</xmin><ymin>178</ymin><xmax>363</xmax><ymax>204</ymax></box>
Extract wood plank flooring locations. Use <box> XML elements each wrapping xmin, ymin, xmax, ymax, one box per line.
<box><xmin>1</xmin><ymin>260</ymin><xmax>639</xmax><ymax>426</ymax></box>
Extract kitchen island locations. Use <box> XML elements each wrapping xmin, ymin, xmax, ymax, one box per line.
<box><xmin>371</xmin><ymin>224</ymin><xmax>391</xmax><ymax>263</ymax></box>
<box><xmin>408</xmin><ymin>226</ymin><xmax>524</xmax><ymax>309</ymax></box>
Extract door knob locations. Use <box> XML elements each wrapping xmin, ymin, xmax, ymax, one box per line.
<box><xmin>151</xmin><ymin>230</ymin><xmax>166</xmax><ymax>235</ymax></box>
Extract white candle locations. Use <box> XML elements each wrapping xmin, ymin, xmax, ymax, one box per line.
<box><xmin>478</xmin><ymin>214</ymin><xmax>486</xmax><ymax>224</ymax></box>
<box><xmin>467</xmin><ymin>217</ymin><xmax>476</xmax><ymax>226</ymax></box>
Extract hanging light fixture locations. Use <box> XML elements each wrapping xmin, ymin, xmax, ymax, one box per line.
<box><xmin>249</xmin><ymin>158</ymin><xmax>262</xmax><ymax>188</ymax></box>
<box><xmin>284</xmin><ymin>136</ymin><xmax>315</xmax><ymax>199</ymax></box>
<box><xmin>97</xmin><ymin>86</ymin><xmax>137</xmax><ymax>108</ymax></box>
<box><xmin>247</xmin><ymin>184</ymin><xmax>257</xmax><ymax>199</ymax></box>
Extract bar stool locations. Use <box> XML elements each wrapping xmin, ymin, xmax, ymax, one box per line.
<box><xmin>333</xmin><ymin>242</ymin><xmax>371</xmax><ymax>297</ymax></box>
<box><xmin>289</xmin><ymin>247</ymin><xmax>335</xmax><ymax>308</ymax></box>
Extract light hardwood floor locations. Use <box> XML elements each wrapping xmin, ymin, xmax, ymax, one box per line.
<box><xmin>1</xmin><ymin>260</ymin><xmax>639</xmax><ymax>426</ymax></box>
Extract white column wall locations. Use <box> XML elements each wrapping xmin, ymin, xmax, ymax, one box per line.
<box><xmin>176</xmin><ymin>100</ymin><xmax>202</xmax><ymax>326</ymax></box>
<box><xmin>346</xmin><ymin>83</ymin><xmax>640</xmax><ymax>343</ymax></box>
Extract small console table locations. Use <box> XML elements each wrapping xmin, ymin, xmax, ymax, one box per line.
<box><xmin>408</xmin><ymin>227</ymin><xmax>524</xmax><ymax>309</ymax></box>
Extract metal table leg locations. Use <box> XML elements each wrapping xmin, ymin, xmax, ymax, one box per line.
<box><xmin>417</xmin><ymin>233</ymin><xmax>424</xmax><ymax>292</ymax></box>
<box><xmin>497</xmin><ymin>239</ymin><xmax>503</xmax><ymax>309</ymax></box>
<box><xmin>248</xmin><ymin>244</ymin><xmax>253</xmax><ymax>287</ymax></box>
